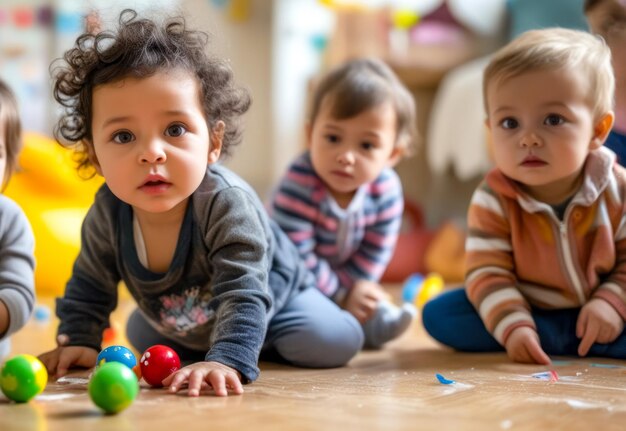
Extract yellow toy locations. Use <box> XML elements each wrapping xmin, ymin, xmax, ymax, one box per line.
<box><xmin>415</xmin><ymin>273</ymin><xmax>444</xmax><ymax>309</ymax></box>
<box><xmin>4</xmin><ymin>133</ymin><xmax>103</xmax><ymax>296</ymax></box>
<box><xmin>391</xmin><ymin>9</ymin><xmax>420</xmax><ymax>30</ymax></box>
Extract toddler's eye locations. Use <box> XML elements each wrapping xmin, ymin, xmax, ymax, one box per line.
<box><xmin>361</xmin><ymin>142</ymin><xmax>374</xmax><ymax>150</ymax></box>
<box><xmin>113</xmin><ymin>131</ymin><xmax>134</xmax><ymax>144</ymax></box>
<box><xmin>325</xmin><ymin>134</ymin><xmax>340</xmax><ymax>144</ymax></box>
<box><xmin>166</xmin><ymin>124</ymin><xmax>187</xmax><ymax>137</ymax></box>
<box><xmin>544</xmin><ymin>114</ymin><xmax>564</xmax><ymax>126</ymax></box>
<box><xmin>500</xmin><ymin>118</ymin><xmax>518</xmax><ymax>129</ymax></box>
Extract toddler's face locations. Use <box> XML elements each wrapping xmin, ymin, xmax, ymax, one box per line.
<box><xmin>89</xmin><ymin>69</ymin><xmax>220</xmax><ymax>217</ymax></box>
<box><xmin>485</xmin><ymin>67</ymin><xmax>603</xmax><ymax>204</ymax></box>
<box><xmin>307</xmin><ymin>97</ymin><xmax>399</xmax><ymax>207</ymax></box>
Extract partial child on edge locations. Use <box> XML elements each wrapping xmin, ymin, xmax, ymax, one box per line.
<box><xmin>423</xmin><ymin>28</ymin><xmax>626</xmax><ymax>364</ymax></box>
<box><xmin>0</xmin><ymin>80</ymin><xmax>36</xmax><ymax>361</ymax></box>
<box><xmin>38</xmin><ymin>9</ymin><xmax>364</xmax><ymax>397</ymax></box>
<box><xmin>269</xmin><ymin>58</ymin><xmax>418</xmax><ymax>349</ymax></box>
<box><xmin>585</xmin><ymin>0</ymin><xmax>626</xmax><ymax>164</ymax></box>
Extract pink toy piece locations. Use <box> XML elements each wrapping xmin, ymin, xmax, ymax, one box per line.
<box><xmin>139</xmin><ymin>345</ymin><xmax>181</xmax><ymax>387</ymax></box>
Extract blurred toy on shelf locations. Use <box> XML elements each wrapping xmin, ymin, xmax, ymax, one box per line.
<box><xmin>32</xmin><ymin>304</ymin><xmax>51</xmax><ymax>323</ymax></box>
<box><xmin>322</xmin><ymin>0</ymin><xmax>507</xmax><ymax>89</ymax></box>
<box><xmin>424</xmin><ymin>220</ymin><xmax>466</xmax><ymax>283</ymax></box>
<box><xmin>401</xmin><ymin>272</ymin><xmax>445</xmax><ymax>308</ymax></box>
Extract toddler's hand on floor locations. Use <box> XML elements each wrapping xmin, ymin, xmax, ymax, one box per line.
<box><xmin>576</xmin><ymin>298</ymin><xmax>624</xmax><ymax>357</ymax></box>
<box><xmin>344</xmin><ymin>280</ymin><xmax>389</xmax><ymax>323</ymax></box>
<box><xmin>162</xmin><ymin>361</ymin><xmax>243</xmax><ymax>397</ymax></box>
<box><xmin>37</xmin><ymin>335</ymin><xmax>98</xmax><ymax>379</ymax></box>
<box><xmin>504</xmin><ymin>327</ymin><xmax>551</xmax><ymax>365</ymax></box>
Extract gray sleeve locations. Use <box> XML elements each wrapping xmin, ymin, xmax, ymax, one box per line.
<box><xmin>56</xmin><ymin>188</ymin><xmax>120</xmax><ymax>351</ymax></box>
<box><xmin>0</xmin><ymin>196</ymin><xmax>35</xmax><ymax>339</ymax></box>
<box><xmin>202</xmin><ymin>187</ymin><xmax>272</xmax><ymax>382</ymax></box>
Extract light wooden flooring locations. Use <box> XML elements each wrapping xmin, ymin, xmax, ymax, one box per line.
<box><xmin>2</xmin><ymin>293</ymin><xmax>626</xmax><ymax>431</ymax></box>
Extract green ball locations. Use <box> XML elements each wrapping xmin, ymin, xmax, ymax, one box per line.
<box><xmin>0</xmin><ymin>354</ymin><xmax>48</xmax><ymax>403</ymax></box>
<box><xmin>88</xmin><ymin>361</ymin><xmax>139</xmax><ymax>414</ymax></box>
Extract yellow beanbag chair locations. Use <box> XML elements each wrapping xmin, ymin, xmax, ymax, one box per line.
<box><xmin>4</xmin><ymin>133</ymin><xmax>103</xmax><ymax>296</ymax></box>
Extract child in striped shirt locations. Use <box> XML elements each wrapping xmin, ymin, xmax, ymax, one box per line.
<box><xmin>423</xmin><ymin>28</ymin><xmax>626</xmax><ymax>364</ymax></box>
<box><xmin>269</xmin><ymin>58</ymin><xmax>418</xmax><ymax>348</ymax></box>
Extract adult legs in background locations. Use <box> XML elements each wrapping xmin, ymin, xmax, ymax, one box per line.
<box><xmin>264</xmin><ymin>287</ymin><xmax>364</xmax><ymax>368</ymax></box>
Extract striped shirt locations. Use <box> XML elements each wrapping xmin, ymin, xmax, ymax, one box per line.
<box><xmin>269</xmin><ymin>152</ymin><xmax>404</xmax><ymax>301</ymax></box>
<box><xmin>466</xmin><ymin>147</ymin><xmax>626</xmax><ymax>345</ymax></box>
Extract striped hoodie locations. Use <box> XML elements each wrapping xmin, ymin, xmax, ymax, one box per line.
<box><xmin>269</xmin><ymin>152</ymin><xmax>404</xmax><ymax>301</ymax></box>
<box><xmin>466</xmin><ymin>147</ymin><xmax>626</xmax><ymax>345</ymax></box>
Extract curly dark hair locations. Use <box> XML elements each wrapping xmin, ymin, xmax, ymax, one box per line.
<box><xmin>52</xmin><ymin>9</ymin><xmax>251</xmax><ymax>177</ymax></box>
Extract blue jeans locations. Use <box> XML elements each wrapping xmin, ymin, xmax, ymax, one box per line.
<box><xmin>127</xmin><ymin>287</ymin><xmax>364</xmax><ymax>369</ymax></box>
<box><xmin>422</xmin><ymin>288</ymin><xmax>626</xmax><ymax>359</ymax></box>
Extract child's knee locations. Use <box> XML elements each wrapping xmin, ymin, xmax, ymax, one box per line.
<box><xmin>277</xmin><ymin>312</ymin><xmax>364</xmax><ymax>368</ymax></box>
<box><xmin>422</xmin><ymin>298</ymin><xmax>441</xmax><ymax>337</ymax></box>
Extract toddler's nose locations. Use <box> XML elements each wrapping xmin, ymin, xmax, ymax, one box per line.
<box><xmin>139</xmin><ymin>139</ymin><xmax>167</xmax><ymax>164</ymax></box>
<box><xmin>520</xmin><ymin>131</ymin><xmax>542</xmax><ymax>148</ymax></box>
<box><xmin>337</xmin><ymin>150</ymin><xmax>355</xmax><ymax>165</ymax></box>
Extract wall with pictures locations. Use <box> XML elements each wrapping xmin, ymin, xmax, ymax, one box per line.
<box><xmin>0</xmin><ymin>0</ymin><xmax>55</xmax><ymax>135</ymax></box>
<box><xmin>0</xmin><ymin>0</ymin><xmax>180</xmax><ymax>136</ymax></box>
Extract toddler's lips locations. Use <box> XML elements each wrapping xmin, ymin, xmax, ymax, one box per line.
<box><xmin>331</xmin><ymin>170</ymin><xmax>353</xmax><ymax>178</ymax></box>
<box><xmin>143</xmin><ymin>173</ymin><xmax>168</xmax><ymax>184</ymax></box>
<box><xmin>139</xmin><ymin>180</ymin><xmax>172</xmax><ymax>194</ymax></box>
<box><xmin>520</xmin><ymin>156</ymin><xmax>547</xmax><ymax>167</ymax></box>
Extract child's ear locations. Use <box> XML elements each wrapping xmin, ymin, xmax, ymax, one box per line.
<box><xmin>208</xmin><ymin>120</ymin><xmax>225</xmax><ymax>163</ymax></box>
<box><xmin>590</xmin><ymin>111</ymin><xmax>615</xmax><ymax>149</ymax></box>
<box><xmin>304</xmin><ymin>122</ymin><xmax>313</xmax><ymax>149</ymax></box>
<box><xmin>387</xmin><ymin>145</ymin><xmax>404</xmax><ymax>168</ymax></box>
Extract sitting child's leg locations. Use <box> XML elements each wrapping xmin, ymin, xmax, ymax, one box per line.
<box><xmin>532</xmin><ymin>307</ymin><xmax>626</xmax><ymax>360</ymax></box>
<box><xmin>422</xmin><ymin>288</ymin><xmax>503</xmax><ymax>352</ymax></box>
<box><xmin>362</xmin><ymin>300</ymin><xmax>417</xmax><ymax>349</ymax></box>
<box><xmin>424</xmin><ymin>290</ymin><xmax>626</xmax><ymax>360</ymax></box>
<box><xmin>264</xmin><ymin>287</ymin><xmax>364</xmax><ymax>368</ymax></box>
<box><xmin>594</xmin><ymin>330</ymin><xmax>626</xmax><ymax>359</ymax></box>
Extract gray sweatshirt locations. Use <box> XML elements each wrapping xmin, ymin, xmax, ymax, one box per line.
<box><xmin>0</xmin><ymin>195</ymin><xmax>35</xmax><ymax>360</ymax></box>
<box><xmin>56</xmin><ymin>164</ymin><xmax>313</xmax><ymax>381</ymax></box>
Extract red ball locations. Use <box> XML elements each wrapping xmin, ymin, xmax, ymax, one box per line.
<box><xmin>139</xmin><ymin>345</ymin><xmax>181</xmax><ymax>387</ymax></box>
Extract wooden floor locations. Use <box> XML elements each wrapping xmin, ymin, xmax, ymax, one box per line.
<box><xmin>2</xmin><ymin>292</ymin><xmax>626</xmax><ymax>431</ymax></box>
